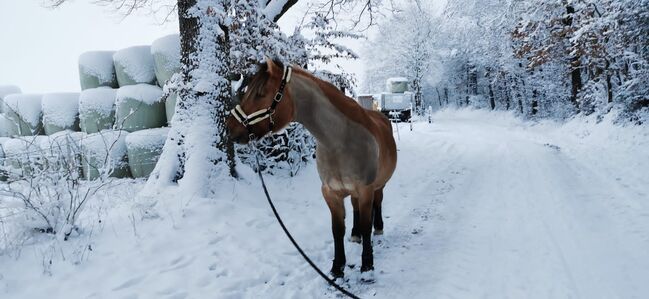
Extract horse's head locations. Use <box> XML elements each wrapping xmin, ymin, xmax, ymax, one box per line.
<box><xmin>226</xmin><ymin>57</ymin><xmax>295</xmax><ymax>144</ymax></box>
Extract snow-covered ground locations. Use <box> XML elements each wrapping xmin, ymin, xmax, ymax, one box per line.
<box><xmin>1</xmin><ymin>109</ymin><xmax>648</xmax><ymax>298</ymax></box>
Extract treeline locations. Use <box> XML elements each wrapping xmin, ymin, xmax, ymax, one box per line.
<box><xmin>365</xmin><ymin>0</ymin><xmax>648</xmax><ymax>121</ymax></box>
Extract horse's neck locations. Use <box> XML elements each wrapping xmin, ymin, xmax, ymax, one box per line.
<box><xmin>289</xmin><ymin>74</ymin><xmax>347</xmax><ymax>146</ymax></box>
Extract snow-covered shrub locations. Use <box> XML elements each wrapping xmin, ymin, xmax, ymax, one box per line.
<box><xmin>80</xmin><ymin>130</ymin><xmax>130</xmax><ymax>179</ymax></box>
<box><xmin>42</xmin><ymin>92</ymin><xmax>81</xmax><ymax>135</ymax></box>
<box><xmin>3</xmin><ymin>94</ymin><xmax>44</xmax><ymax>136</ymax></box>
<box><xmin>113</xmin><ymin>46</ymin><xmax>157</xmax><ymax>86</ymax></box>
<box><xmin>0</xmin><ymin>131</ymin><xmax>115</xmax><ymax>248</ymax></box>
<box><xmin>79</xmin><ymin>87</ymin><xmax>117</xmax><ymax>134</ymax></box>
<box><xmin>125</xmin><ymin>127</ymin><xmax>169</xmax><ymax>178</ymax></box>
<box><xmin>151</xmin><ymin>34</ymin><xmax>181</xmax><ymax>87</ymax></box>
<box><xmin>237</xmin><ymin>123</ymin><xmax>315</xmax><ymax>176</ymax></box>
<box><xmin>0</xmin><ymin>85</ymin><xmax>21</xmax><ymax>113</ymax></box>
<box><xmin>78</xmin><ymin>51</ymin><xmax>118</xmax><ymax>90</ymax></box>
<box><xmin>115</xmin><ymin>84</ymin><xmax>165</xmax><ymax>132</ymax></box>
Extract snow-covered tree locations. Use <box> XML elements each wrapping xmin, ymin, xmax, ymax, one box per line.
<box><xmin>362</xmin><ymin>3</ymin><xmax>436</xmax><ymax>114</ymax></box>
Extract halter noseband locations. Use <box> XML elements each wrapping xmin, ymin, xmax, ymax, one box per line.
<box><xmin>230</xmin><ymin>65</ymin><xmax>293</xmax><ymax>140</ymax></box>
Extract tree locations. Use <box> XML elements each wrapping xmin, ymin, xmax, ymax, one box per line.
<box><xmin>362</xmin><ymin>3</ymin><xmax>436</xmax><ymax>114</ymax></box>
<box><xmin>49</xmin><ymin>0</ymin><xmax>381</xmax><ymax>196</ymax></box>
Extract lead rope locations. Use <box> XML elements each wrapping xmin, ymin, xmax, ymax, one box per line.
<box><xmin>250</xmin><ymin>141</ymin><xmax>361</xmax><ymax>299</ymax></box>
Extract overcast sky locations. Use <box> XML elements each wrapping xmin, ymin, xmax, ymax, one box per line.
<box><xmin>0</xmin><ymin>1</ymin><xmax>443</xmax><ymax>94</ymax></box>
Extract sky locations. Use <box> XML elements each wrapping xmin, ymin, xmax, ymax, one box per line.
<box><xmin>0</xmin><ymin>0</ymin><xmax>445</xmax><ymax>94</ymax></box>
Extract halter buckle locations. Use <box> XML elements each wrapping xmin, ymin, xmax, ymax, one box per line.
<box><xmin>273</xmin><ymin>92</ymin><xmax>283</xmax><ymax>102</ymax></box>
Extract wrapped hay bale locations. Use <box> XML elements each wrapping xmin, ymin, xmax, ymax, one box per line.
<box><xmin>3</xmin><ymin>94</ymin><xmax>44</xmax><ymax>136</ymax></box>
<box><xmin>386</xmin><ymin>77</ymin><xmax>409</xmax><ymax>93</ymax></box>
<box><xmin>79</xmin><ymin>88</ymin><xmax>117</xmax><ymax>134</ymax></box>
<box><xmin>81</xmin><ymin>130</ymin><xmax>130</xmax><ymax>180</ymax></box>
<box><xmin>0</xmin><ymin>114</ymin><xmax>19</xmax><ymax>137</ymax></box>
<box><xmin>151</xmin><ymin>34</ymin><xmax>181</xmax><ymax>87</ymax></box>
<box><xmin>165</xmin><ymin>93</ymin><xmax>177</xmax><ymax>124</ymax></box>
<box><xmin>0</xmin><ymin>85</ymin><xmax>21</xmax><ymax>113</ymax></box>
<box><xmin>113</xmin><ymin>46</ymin><xmax>157</xmax><ymax>86</ymax></box>
<box><xmin>42</xmin><ymin>92</ymin><xmax>81</xmax><ymax>135</ymax></box>
<box><xmin>78</xmin><ymin>51</ymin><xmax>119</xmax><ymax>90</ymax></box>
<box><xmin>125</xmin><ymin>127</ymin><xmax>169</xmax><ymax>178</ymax></box>
<box><xmin>115</xmin><ymin>84</ymin><xmax>165</xmax><ymax>132</ymax></box>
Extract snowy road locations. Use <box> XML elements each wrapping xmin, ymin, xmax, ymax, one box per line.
<box><xmin>2</xmin><ymin>110</ymin><xmax>648</xmax><ymax>299</ymax></box>
<box><xmin>370</xmin><ymin>112</ymin><xmax>649</xmax><ymax>299</ymax></box>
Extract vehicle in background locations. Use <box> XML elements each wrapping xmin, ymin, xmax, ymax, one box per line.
<box><xmin>355</xmin><ymin>77</ymin><xmax>413</xmax><ymax>122</ymax></box>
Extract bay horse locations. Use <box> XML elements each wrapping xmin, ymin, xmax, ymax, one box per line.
<box><xmin>226</xmin><ymin>58</ymin><xmax>397</xmax><ymax>279</ymax></box>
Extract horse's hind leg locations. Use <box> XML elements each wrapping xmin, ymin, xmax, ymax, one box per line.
<box><xmin>358</xmin><ymin>187</ymin><xmax>375</xmax><ymax>273</ymax></box>
<box><xmin>373</xmin><ymin>188</ymin><xmax>384</xmax><ymax>235</ymax></box>
<box><xmin>322</xmin><ymin>186</ymin><xmax>346</xmax><ymax>278</ymax></box>
<box><xmin>350</xmin><ymin>196</ymin><xmax>361</xmax><ymax>243</ymax></box>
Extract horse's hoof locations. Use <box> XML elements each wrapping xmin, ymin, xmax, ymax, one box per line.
<box><xmin>330</xmin><ymin>269</ymin><xmax>344</xmax><ymax>279</ymax></box>
<box><xmin>373</xmin><ymin>229</ymin><xmax>384</xmax><ymax>235</ymax></box>
<box><xmin>359</xmin><ymin>270</ymin><xmax>375</xmax><ymax>284</ymax></box>
<box><xmin>350</xmin><ymin>235</ymin><xmax>361</xmax><ymax>243</ymax></box>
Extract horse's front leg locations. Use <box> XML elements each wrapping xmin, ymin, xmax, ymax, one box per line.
<box><xmin>322</xmin><ymin>186</ymin><xmax>346</xmax><ymax>278</ymax></box>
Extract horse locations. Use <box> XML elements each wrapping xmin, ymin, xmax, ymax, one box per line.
<box><xmin>226</xmin><ymin>58</ymin><xmax>397</xmax><ymax>279</ymax></box>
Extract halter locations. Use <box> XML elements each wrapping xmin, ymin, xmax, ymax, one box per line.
<box><xmin>230</xmin><ymin>65</ymin><xmax>293</xmax><ymax>140</ymax></box>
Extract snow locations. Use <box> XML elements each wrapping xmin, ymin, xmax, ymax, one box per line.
<box><xmin>2</xmin><ymin>94</ymin><xmax>43</xmax><ymax>126</ymax></box>
<box><xmin>113</xmin><ymin>46</ymin><xmax>156</xmax><ymax>85</ymax></box>
<box><xmin>78</xmin><ymin>51</ymin><xmax>117</xmax><ymax>83</ymax></box>
<box><xmin>1</xmin><ymin>109</ymin><xmax>648</xmax><ymax>298</ymax></box>
<box><xmin>116</xmin><ymin>84</ymin><xmax>163</xmax><ymax>105</ymax></box>
<box><xmin>125</xmin><ymin>127</ymin><xmax>170</xmax><ymax>150</ymax></box>
<box><xmin>41</xmin><ymin>92</ymin><xmax>80</xmax><ymax>127</ymax></box>
<box><xmin>79</xmin><ymin>87</ymin><xmax>117</xmax><ymax>116</ymax></box>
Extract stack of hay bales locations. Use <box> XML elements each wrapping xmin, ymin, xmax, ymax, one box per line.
<box><xmin>3</xmin><ymin>94</ymin><xmax>44</xmax><ymax>136</ymax></box>
<box><xmin>0</xmin><ymin>33</ymin><xmax>180</xmax><ymax>181</ymax></box>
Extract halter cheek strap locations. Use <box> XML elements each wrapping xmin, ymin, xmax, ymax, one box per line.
<box><xmin>231</xmin><ymin>65</ymin><xmax>293</xmax><ymax>139</ymax></box>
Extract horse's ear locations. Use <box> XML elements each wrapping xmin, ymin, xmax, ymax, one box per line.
<box><xmin>265</xmin><ymin>56</ymin><xmax>278</xmax><ymax>76</ymax></box>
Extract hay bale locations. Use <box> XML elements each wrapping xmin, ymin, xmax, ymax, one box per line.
<box><xmin>81</xmin><ymin>130</ymin><xmax>130</xmax><ymax>180</ymax></box>
<box><xmin>0</xmin><ymin>85</ymin><xmax>21</xmax><ymax>113</ymax></box>
<box><xmin>113</xmin><ymin>46</ymin><xmax>157</xmax><ymax>87</ymax></box>
<box><xmin>42</xmin><ymin>92</ymin><xmax>81</xmax><ymax>135</ymax></box>
<box><xmin>79</xmin><ymin>51</ymin><xmax>119</xmax><ymax>90</ymax></box>
<box><xmin>2</xmin><ymin>136</ymin><xmax>49</xmax><ymax>177</ymax></box>
<box><xmin>115</xmin><ymin>84</ymin><xmax>165</xmax><ymax>132</ymax></box>
<box><xmin>125</xmin><ymin>127</ymin><xmax>169</xmax><ymax>178</ymax></box>
<box><xmin>3</xmin><ymin>94</ymin><xmax>44</xmax><ymax>136</ymax></box>
<box><xmin>151</xmin><ymin>34</ymin><xmax>181</xmax><ymax>87</ymax></box>
<box><xmin>386</xmin><ymin>77</ymin><xmax>409</xmax><ymax>93</ymax></box>
<box><xmin>0</xmin><ymin>114</ymin><xmax>19</xmax><ymax>137</ymax></box>
<box><xmin>79</xmin><ymin>88</ymin><xmax>117</xmax><ymax>134</ymax></box>
<box><xmin>165</xmin><ymin>93</ymin><xmax>177</xmax><ymax>124</ymax></box>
